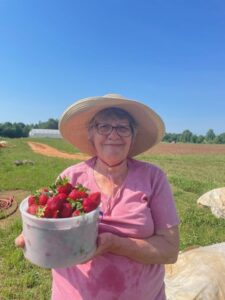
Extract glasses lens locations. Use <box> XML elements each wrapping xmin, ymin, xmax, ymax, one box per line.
<box><xmin>116</xmin><ymin>126</ymin><xmax>132</xmax><ymax>137</ymax></box>
<box><xmin>96</xmin><ymin>124</ymin><xmax>112</xmax><ymax>135</ymax></box>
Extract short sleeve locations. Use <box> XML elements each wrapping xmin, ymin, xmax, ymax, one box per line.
<box><xmin>149</xmin><ymin>170</ymin><xmax>179</xmax><ymax>230</ymax></box>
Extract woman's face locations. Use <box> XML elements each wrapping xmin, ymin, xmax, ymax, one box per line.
<box><xmin>90</xmin><ymin>117</ymin><xmax>133</xmax><ymax>165</ymax></box>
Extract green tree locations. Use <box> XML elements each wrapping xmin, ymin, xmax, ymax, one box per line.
<box><xmin>215</xmin><ymin>133</ymin><xmax>225</xmax><ymax>144</ymax></box>
<box><xmin>196</xmin><ymin>135</ymin><xmax>205</xmax><ymax>143</ymax></box>
<box><xmin>36</xmin><ymin>118</ymin><xmax>58</xmax><ymax>129</ymax></box>
<box><xmin>205</xmin><ymin>129</ymin><xmax>216</xmax><ymax>143</ymax></box>
<box><xmin>180</xmin><ymin>130</ymin><xmax>193</xmax><ymax>143</ymax></box>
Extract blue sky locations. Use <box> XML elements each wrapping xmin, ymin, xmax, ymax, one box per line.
<box><xmin>0</xmin><ymin>0</ymin><xmax>224</xmax><ymax>135</ymax></box>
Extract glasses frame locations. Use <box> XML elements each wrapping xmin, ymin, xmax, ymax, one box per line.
<box><xmin>94</xmin><ymin>123</ymin><xmax>133</xmax><ymax>137</ymax></box>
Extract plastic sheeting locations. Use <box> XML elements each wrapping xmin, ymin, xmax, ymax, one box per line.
<box><xmin>197</xmin><ymin>187</ymin><xmax>225</xmax><ymax>219</ymax></box>
<box><xmin>165</xmin><ymin>243</ymin><xmax>225</xmax><ymax>300</ymax></box>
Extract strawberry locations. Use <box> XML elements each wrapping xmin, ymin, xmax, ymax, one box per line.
<box><xmin>46</xmin><ymin>195</ymin><xmax>64</xmax><ymax>211</ymax></box>
<box><xmin>72</xmin><ymin>210</ymin><xmax>81</xmax><ymax>217</ymax></box>
<box><xmin>39</xmin><ymin>193</ymin><xmax>49</xmax><ymax>205</ymax></box>
<box><xmin>51</xmin><ymin>209</ymin><xmax>59</xmax><ymax>218</ymax></box>
<box><xmin>57</xmin><ymin>183</ymin><xmax>73</xmax><ymax>195</ymax></box>
<box><xmin>68</xmin><ymin>189</ymin><xmax>87</xmax><ymax>201</ymax></box>
<box><xmin>27</xmin><ymin>203</ymin><xmax>39</xmax><ymax>215</ymax></box>
<box><xmin>55</xmin><ymin>177</ymin><xmax>73</xmax><ymax>194</ymax></box>
<box><xmin>42</xmin><ymin>205</ymin><xmax>53</xmax><ymax>218</ymax></box>
<box><xmin>89</xmin><ymin>192</ymin><xmax>101</xmax><ymax>207</ymax></box>
<box><xmin>60</xmin><ymin>202</ymin><xmax>73</xmax><ymax>218</ymax></box>
<box><xmin>56</xmin><ymin>192</ymin><xmax>67</xmax><ymax>201</ymax></box>
<box><xmin>83</xmin><ymin>192</ymin><xmax>101</xmax><ymax>212</ymax></box>
<box><xmin>83</xmin><ymin>198</ymin><xmax>95</xmax><ymax>213</ymax></box>
<box><xmin>28</xmin><ymin>195</ymin><xmax>37</xmax><ymax>206</ymax></box>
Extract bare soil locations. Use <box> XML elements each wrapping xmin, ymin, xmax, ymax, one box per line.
<box><xmin>27</xmin><ymin>141</ymin><xmax>225</xmax><ymax>159</ymax></box>
<box><xmin>146</xmin><ymin>142</ymin><xmax>225</xmax><ymax>155</ymax></box>
<box><xmin>27</xmin><ymin>142</ymin><xmax>90</xmax><ymax>160</ymax></box>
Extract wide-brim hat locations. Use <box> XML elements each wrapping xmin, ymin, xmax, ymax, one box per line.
<box><xmin>59</xmin><ymin>94</ymin><xmax>165</xmax><ymax>157</ymax></box>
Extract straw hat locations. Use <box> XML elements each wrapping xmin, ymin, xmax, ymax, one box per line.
<box><xmin>59</xmin><ymin>94</ymin><xmax>165</xmax><ymax>157</ymax></box>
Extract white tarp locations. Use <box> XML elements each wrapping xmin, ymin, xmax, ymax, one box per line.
<box><xmin>165</xmin><ymin>243</ymin><xmax>225</xmax><ymax>300</ymax></box>
<box><xmin>197</xmin><ymin>187</ymin><xmax>225</xmax><ymax>219</ymax></box>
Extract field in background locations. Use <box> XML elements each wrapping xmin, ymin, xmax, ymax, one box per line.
<box><xmin>1</xmin><ymin>137</ymin><xmax>225</xmax><ymax>299</ymax></box>
<box><xmin>147</xmin><ymin>141</ymin><xmax>225</xmax><ymax>155</ymax></box>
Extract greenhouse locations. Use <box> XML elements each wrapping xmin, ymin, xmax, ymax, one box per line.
<box><xmin>29</xmin><ymin>129</ymin><xmax>62</xmax><ymax>138</ymax></box>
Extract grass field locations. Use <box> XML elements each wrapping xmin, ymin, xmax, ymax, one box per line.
<box><xmin>1</xmin><ymin>137</ymin><xmax>225</xmax><ymax>299</ymax></box>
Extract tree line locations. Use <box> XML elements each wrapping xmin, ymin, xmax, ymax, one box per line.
<box><xmin>163</xmin><ymin>129</ymin><xmax>225</xmax><ymax>144</ymax></box>
<box><xmin>0</xmin><ymin>119</ymin><xmax>225</xmax><ymax>144</ymax></box>
<box><xmin>0</xmin><ymin>119</ymin><xmax>58</xmax><ymax>138</ymax></box>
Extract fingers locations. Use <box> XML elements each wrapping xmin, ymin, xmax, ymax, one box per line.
<box><xmin>15</xmin><ymin>233</ymin><xmax>25</xmax><ymax>248</ymax></box>
<box><xmin>95</xmin><ymin>232</ymin><xmax>114</xmax><ymax>256</ymax></box>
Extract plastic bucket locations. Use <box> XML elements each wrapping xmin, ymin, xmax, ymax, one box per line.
<box><xmin>19</xmin><ymin>197</ymin><xmax>99</xmax><ymax>269</ymax></box>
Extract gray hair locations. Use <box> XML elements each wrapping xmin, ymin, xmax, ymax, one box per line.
<box><xmin>88</xmin><ymin>107</ymin><xmax>137</xmax><ymax>135</ymax></box>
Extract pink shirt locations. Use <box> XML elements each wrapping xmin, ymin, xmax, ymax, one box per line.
<box><xmin>51</xmin><ymin>157</ymin><xmax>179</xmax><ymax>300</ymax></box>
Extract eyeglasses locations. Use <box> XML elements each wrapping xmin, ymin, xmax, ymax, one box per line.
<box><xmin>94</xmin><ymin>123</ymin><xmax>132</xmax><ymax>137</ymax></box>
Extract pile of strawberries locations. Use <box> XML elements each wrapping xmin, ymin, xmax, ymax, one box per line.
<box><xmin>27</xmin><ymin>177</ymin><xmax>101</xmax><ymax>218</ymax></box>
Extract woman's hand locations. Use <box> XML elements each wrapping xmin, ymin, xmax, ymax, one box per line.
<box><xmin>15</xmin><ymin>233</ymin><xmax>25</xmax><ymax>248</ymax></box>
<box><xmin>94</xmin><ymin>232</ymin><xmax>116</xmax><ymax>256</ymax></box>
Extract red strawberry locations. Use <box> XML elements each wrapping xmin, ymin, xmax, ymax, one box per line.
<box><xmin>72</xmin><ymin>210</ymin><xmax>81</xmax><ymax>217</ymax></box>
<box><xmin>57</xmin><ymin>183</ymin><xmax>73</xmax><ymax>195</ymax></box>
<box><xmin>89</xmin><ymin>192</ymin><xmax>101</xmax><ymax>207</ymax></box>
<box><xmin>41</xmin><ymin>205</ymin><xmax>59</xmax><ymax>218</ymax></box>
<box><xmin>42</xmin><ymin>205</ymin><xmax>53</xmax><ymax>218</ymax></box>
<box><xmin>60</xmin><ymin>203</ymin><xmax>73</xmax><ymax>218</ymax></box>
<box><xmin>83</xmin><ymin>192</ymin><xmax>101</xmax><ymax>212</ymax></box>
<box><xmin>68</xmin><ymin>189</ymin><xmax>87</xmax><ymax>201</ymax></box>
<box><xmin>51</xmin><ymin>209</ymin><xmax>59</xmax><ymax>218</ymax></box>
<box><xmin>28</xmin><ymin>195</ymin><xmax>37</xmax><ymax>206</ymax></box>
<box><xmin>46</xmin><ymin>195</ymin><xmax>64</xmax><ymax>211</ymax></box>
<box><xmin>56</xmin><ymin>193</ymin><xmax>67</xmax><ymax>202</ymax></box>
<box><xmin>83</xmin><ymin>198</ymin><xmax>95</xmax><ymax>213</ymax></box>
<box><xmin>39</xmin><ymin>193</ymin><xmax>49</xmax><ymax>205</ymax></box>
<box><xmin>27</xmin><ymin>203</ymin><xmax>39</xmax><ymax>215</ymax></box>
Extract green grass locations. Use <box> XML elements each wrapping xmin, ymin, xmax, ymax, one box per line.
<box><xmin>140</xmin><ymin>153</ymin><xmax>225</xmax><ymax>249</ymax></box>
<box><xmin>0</xmin><ymin>220</ymin><xmax>51</xmax><ymax>300</ymax></box>
<box><xmin>1</xmin><ymin>138</ymin><xmax>225</xmax><ymax>299</ymax></box>
<box><xmin>0</xmin><ymin>138</ymin><xmax>78</xmax><ymax>191</ymax></box>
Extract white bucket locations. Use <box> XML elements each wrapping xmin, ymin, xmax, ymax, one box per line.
<box><xmin>19</xmin><ymin>197</ymin><xmax>99</xmax><ymax>269</ymax></box>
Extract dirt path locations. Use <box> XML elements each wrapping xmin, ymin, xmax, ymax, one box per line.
<box><xmin>27</xmin><ymin>142</ymin><xmax>90</xmax><ymax>160</ymax></box>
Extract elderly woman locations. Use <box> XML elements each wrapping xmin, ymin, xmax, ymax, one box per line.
<box><xmin>16</xmin><ymin>94</ymin><xmax>179</xmax><ymax>300</ymax></box>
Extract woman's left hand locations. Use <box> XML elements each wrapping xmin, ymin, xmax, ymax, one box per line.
<box><xmin>94</xmin><ymin>232</ymin><xmax>116</xmax><ymax>256</ymax></box>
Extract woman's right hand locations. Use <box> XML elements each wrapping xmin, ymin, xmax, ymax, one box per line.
<box><xmin>15</xmin><ymin>233</ymin><xmax>25</xmax><ymax>248</ymax></box>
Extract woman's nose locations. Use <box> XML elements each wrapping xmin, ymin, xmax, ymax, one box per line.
<box><xmin>108</xmin><ymin>127</ymin><xmax>120</xmax><ymax>138</ymax></box>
